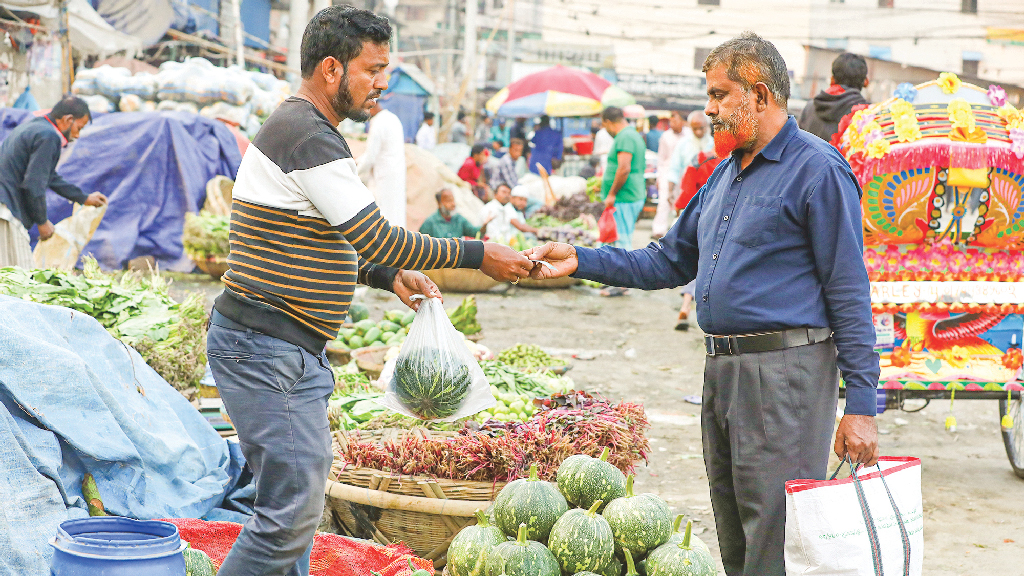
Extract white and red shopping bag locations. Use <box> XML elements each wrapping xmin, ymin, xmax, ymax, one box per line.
<box><xmin>784</xmin><ymin>456</ymin><xmax>924</xmax><ymax>576</ymax></box>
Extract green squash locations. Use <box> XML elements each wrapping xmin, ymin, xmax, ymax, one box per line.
<box><xmin>485</xmin><ymin>523</ymin><xmax>560</xmax><ymax>576</ymax></box>
<box><xmin>494</xmin><ymin>463</ymin><xmax>568</xmax><ymax>541</ymax></box>
<box><xmin>448</xmin><ymin>510</ymin><xmax>508</xmax><ymax>576</ymax></box>
<box><xmin>548</xmin><ymin>500</ymin><xmax>615</xmax><ymax>574</ymax></box>
<box><xmin>595</xmin><ymin>554</ymin><xmax>623</xmax><ymax>576</ymax></box>
<box><xmin>183</xmin><ymin>546</ymin><xmax>215</xmax><ymax>576</ymax></box>
<box><xmin>379</xmin><ymin>320</ymin><xmax>402</xmax><ymax>333</ymax></box>
<box><xmin>644</xmin><ymin>520</ymin><xmax>716</xmax><ymax>576</ymax></box>
<box><xmin>557</xmin><ymin>448</ymin><xmax>626</xmax><ymax>512</ymax></box>
<box><xmin>603</xmin><ymin>475</ymin><xmax>672</xmax><ymax>559</ymax></box>
<box><xmin>663</xmin><ymin>515</ymin><xmax>710</xmax><ymax>553</ymax></box>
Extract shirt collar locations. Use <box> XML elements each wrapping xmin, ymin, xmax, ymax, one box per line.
<box><xmin>43</xmin><ymin>116</ymin><xmax>69</xmax><ymax>147</ymax></box>
<box><xmin>757</xmin><ymin>116</ymin><xmax>798</xmax><ymax>163</ymax></box>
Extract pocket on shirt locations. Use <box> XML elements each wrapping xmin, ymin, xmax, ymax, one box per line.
<box><xmin>730</xmin><ymin>195</ymin><xmax>781</xmax><ymax>248</ymax></box>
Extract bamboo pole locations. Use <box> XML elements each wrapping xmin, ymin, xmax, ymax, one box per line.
<box><xmin>324</xmin><ymin>479</ymin><xmax>492</xmax><ymax>517</ymax></box>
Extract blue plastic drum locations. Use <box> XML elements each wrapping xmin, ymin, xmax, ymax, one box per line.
<box><xmin>50</xmin><ymin>517</ymin><xmax>186</xmax><ymax>576</ymax></box>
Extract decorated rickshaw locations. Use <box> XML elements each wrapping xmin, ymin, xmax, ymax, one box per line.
<box><xmin>834</xmin><ymin>73</ymin><xmax>1024</xmax><ymax>477</ymax></box>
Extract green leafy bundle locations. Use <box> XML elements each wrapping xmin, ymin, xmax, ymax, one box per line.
<box><xmin>447</xmin><ymin>295</ymin><xmax>481</xmax><ymax>336</ymax></box>
<box><xmin>183</xmin><ymin>212</ymin><xmax>230</xmax><ymax>260</ymax></box>
<box><xmin>0</xmin><ymin>259</ymin><xmax>207</xmax><ymax>391</ymax></box>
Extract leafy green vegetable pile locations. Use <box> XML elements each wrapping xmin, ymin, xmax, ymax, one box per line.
<box><xmin>0</xmin><ymin>259</ymin><xmax>207</xmax><ymax>391</ymax></box>
<box><xmin>183</xmin><ymin>212</ymin><xmax>230</xmax><ymax>260</ymax></box>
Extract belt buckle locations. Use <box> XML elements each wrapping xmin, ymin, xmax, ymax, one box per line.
<box><xmin>706</xmin><ymin>336</ymin><xmax>733</xmax><ymax>356</ymax></box>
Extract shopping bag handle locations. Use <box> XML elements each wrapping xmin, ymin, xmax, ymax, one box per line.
<box><xmin>829</xmin><ymin>456</ymin><xmax>911</xmax><ymax>576</ymax></box>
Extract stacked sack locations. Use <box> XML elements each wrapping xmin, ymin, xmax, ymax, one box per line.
<box><xmin>72</xmin><ymin>57</ymin><xmax>292</xmax><ymax>137</ymax></box>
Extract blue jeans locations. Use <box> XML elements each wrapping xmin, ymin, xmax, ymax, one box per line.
<box><xmin>612</xmin><ymin>200</ymin><xmax>645</xmax><ymax>249</ymax></box>
<box><xmin>207</xmin><ymin>311</ymin><xmax>335</xmax><ymax>576</ymax></box>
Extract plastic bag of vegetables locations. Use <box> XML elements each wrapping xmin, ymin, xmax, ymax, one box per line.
<box><xmin>377</xmin><ymin>297</ymin><xmax>494</xmax><ymax>422</ymax></box>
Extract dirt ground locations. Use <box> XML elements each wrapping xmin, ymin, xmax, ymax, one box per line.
<box><xmin>170</xmin><ymin>218</ymin><xmax>1023</xmax><ymax>576</ymax></box>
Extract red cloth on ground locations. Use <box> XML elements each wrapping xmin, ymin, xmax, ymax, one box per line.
<box><xmin>675</xmin><ymin>152</ymin><xmax>722</xmax><ymax>210</ymax></box>
<box><xmin>458</xmin><ymin>157</ymin><xmax>481</xmax><ymax>184</ymax></box>
<box><xmin>164</xmin><ymin>518</ymin><xmax>433</xmax><ymax>576</ymax></box>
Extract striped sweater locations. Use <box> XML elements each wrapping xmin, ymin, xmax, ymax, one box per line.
<box><xmin>214</xmin><ymin>98</ymin><xmax>483</xmax><ymax>353</ymax></box>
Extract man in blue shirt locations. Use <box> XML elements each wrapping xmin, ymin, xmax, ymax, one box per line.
<box><xmin>524</xmin><ymin>33</ymin><xmax>878</xmax><ymax>576</ymax></box>
<box><xmin>528</xmin><ymin>115</ymin><xmax>562</xmax><ymax>175</ymax></box>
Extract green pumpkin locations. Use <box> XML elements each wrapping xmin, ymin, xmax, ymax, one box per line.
<box><xmin>645</xmin><ymin>520</ymin><xmax>717</xmax><ymax>576</ymax></box>
<box><xmin>557</xmin><ymin>448</ymin><xmax>626</xmax><ymax>512</ymax></box>
<box><xmin>663</xmin><ymin>515</ymin><xmax>710</xmax><ymax>553</ymax></box>
<box><xmin>603</xmin><ymin>475</ymin><xmax>672</xmax><ymax>558</ymax></box>
<box><xmin>548</xmin><ymin>500</ymin><xmax>615</xmax><ymax>574</ymax></box>
<box><xmin>448</xmin><ymin>510</ymin><xmax>509</xmax><ymax>576</ymax></box>
<box><xmin>555</xmin><ymin>453</ymin><xmax>591</xmax><ymax>503</ymax></box>
<box><xmin>494</xmin><ymin>463</ymin><xmax>568</xmax><ymax>541</ymax></box>
<box><xmin>595</xmin><ymin>554</ymin><xmax>623</xmax><ymax>576</ymax></box>
<box><xmin>485</xmin><ymin>523</ymin><xmax>560</xmax><ymax>576</ymax></box>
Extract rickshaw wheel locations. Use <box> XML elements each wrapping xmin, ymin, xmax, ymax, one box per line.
<box><xmin>999</xmin><ymin>396</ymin><xmax>1024</xmax><ymax>479</ymax></box>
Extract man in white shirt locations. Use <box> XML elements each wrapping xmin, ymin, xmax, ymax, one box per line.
<box><xmin>479</xmin><ymin>183</ymin><xmax>537</xmax><ymax>241</ymax></box>
<box><xmin>358</xmin><ymin>102</ymin><xmax>407</xmax><ymax>226</ymax></box>
<box><xmin>592</xmin><ymin>126</ymin><xmax>614</xmax><ymax>173</ymax></box>
<box><xmin>651</xmin><ymin>110</ymin><xmax>686</xmax><ymax>239</ymax></box>
<box><xmin>415</xmin><ymin>112</ymin><xmax>436</xmax><ymax>150</ymax></box>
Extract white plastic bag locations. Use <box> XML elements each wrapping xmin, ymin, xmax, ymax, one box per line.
<box><xmin>785</xmin><ymin>457</ymin><xmax>924</xmax><ymax>576</ymax></box>
<box><xmin>376</xmin><ymin>297</ymin><xmax>494</xmax><ymax>422</ymax></box>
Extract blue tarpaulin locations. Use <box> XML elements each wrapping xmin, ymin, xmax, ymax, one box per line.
<box><xmin>0</xmin><ymin>109</ymin><xmax>242</xmax><ymax>271</ymax></box>
<box><xmin>0</xmin><ymin>296</ymin><xmax>251</xmax><ymax>576</ymax></box>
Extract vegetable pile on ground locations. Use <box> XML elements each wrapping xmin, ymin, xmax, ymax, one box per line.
<box><xmin>497</xmin><ymin>344</ymin><xmax>567</xmax><ymax>370</ymax></box>
<box><xmin>446</xmin><ymin>452</ymin><xmax>712</xmax><ymax>576</ymax></box>
<box><xmin>0</xmin><ymin>259</ymin><xmax>206</xmax><ymax>392</ymax></box>
<box><xmin>333</xmin><ymin>310</ymin><xmax>414</xmax><ymax>351</ymax></box>
<box><xmin>527</xmin><ymin>214</ymin><xmax>599</xmax><ymax>247</ymax></box>
<box><xmin>183</xmin><ymin>212</ymin><xmax>230</xmax><ymax>261</ymax></box>
<box><xmin>332</xmin><ymin>297</ymin><xmax>481</xmax><ymax>352</ymax></box>
<box><xmin>335</xmin><ymin>392</ymin><xmax>649</xmax><ymax>482</ymax></box>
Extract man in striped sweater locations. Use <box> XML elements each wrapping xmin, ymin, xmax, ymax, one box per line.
<box><xmin>206</xmin><ymin>7</ymin><xmax>532</xmax><ymax>575</ymax></box>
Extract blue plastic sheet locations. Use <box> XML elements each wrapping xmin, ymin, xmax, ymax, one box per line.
<box><xmin>0</xmin><ymin>296</ymin><xmax>250</xmax><ymax>575</ymax></box>
<box><xmin>0</xmin><ymin>109</ymin><xmax>242</xmax><ymax>271</ymax></box>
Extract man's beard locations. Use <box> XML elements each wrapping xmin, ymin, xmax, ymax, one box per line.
<box><xmin>61</xmin><ymin>128</ymin><xmax>72</xmax><ymax>140</ymax></box>
<box><xmin>440</xmin><ymin>207</ymin><xmax>453</xmax><ymax>219</ymax></box>
<box><xmin>331</xmin><ymin>73</ymin><xmax>381</xmax><ymax>122</ymax></box>
<box><xmin>711</xmin><ymin>97</ymin><xmax>758</xmax><ymax>158</ymax></box>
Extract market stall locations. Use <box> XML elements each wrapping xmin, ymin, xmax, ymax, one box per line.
<box><xmin>317</xmin><ymin>295</ymin><xmax>667</xmax><ymax>574</ymax></box>
<box><xmin>834</xmin><ymin>73</ymin><xmax>1024</xmax><ymax>477</ymax></box>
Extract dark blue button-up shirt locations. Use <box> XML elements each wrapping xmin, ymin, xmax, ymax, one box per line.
<box><xmin>574</xmin><ymin>117</ymin><xmax>879</xmax><ymax>415</ymax></box>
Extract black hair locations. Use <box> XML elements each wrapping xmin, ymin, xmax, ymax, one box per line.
<box><xmin>509</xmin><ymin>137</ymin><xmax>525</xmax><ymax>147</ymax></box>
<box><xmin>702</xmin><ymin>31</ymin><xmax>791</xmax><ymax>108</ymax></box>
<box><xmin>470</xmin><ymin>143</ymin><xmax>487</xmax><ymax>156</ymax></box>
<box><xmin>435</xmin><ymin>188</ymin><xmax>452</xmax><ymax>202</ymax></box>
<box><xmin>423</xmin><ymin>111</ymin><xmax>435</xmax><ymax>120</ymax></box>
<box><xmin>648</xmin><ymin>115</ymin><xmax>659</xmax><ymax>125</ymax></box>
<box><xmin>602</xmin><ymin>106</ymin><xmax>624</xmax><ymax>122</ymax></box>
<box><xmin>300</xmin><ymin>5</ymin><xmax>391</xmax><ymax>79</ymax></box>
<box><xmin>494</xmin><ymin>181</ymin><xmax>511</xmax><ymax>192</ymax></box>
<box><xmin>458</xmin><ymin>111</ymin><xmax>467</xmax><ymax>121</ymax></box>
<box><xmin>832</xmin><ymin>52</ymin><xmax>868</xmax><ymax>88</ymax></box>
<box><xmin>48</xmin><ymin>95</ymin><xmax>91</xmax><ymax>122</ymax></box>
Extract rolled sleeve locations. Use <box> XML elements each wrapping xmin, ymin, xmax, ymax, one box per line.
<box><xmin>806</xmin><ymin>166</ymin><xmax>879</xmax><ymax>416</ymax></box>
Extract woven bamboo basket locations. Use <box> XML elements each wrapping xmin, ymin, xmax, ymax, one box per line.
<box><xmin>326</xmin><ymin>429</ymin><xmax>506</xmax><ymax>568</ymax></box>
<box><xmin>194</xmin><ymin>256</ymin><xmax>229</xmax><ymax>280</ymax></box>
<box><xmin>517</xmin><ymin>276</ymin><xmax>578</xmax><ymax>289</ymax></box>
<box><xmin>423</xmin><ymin>269</ymin><xmax>502</xmax><ymax>293</ymax></box>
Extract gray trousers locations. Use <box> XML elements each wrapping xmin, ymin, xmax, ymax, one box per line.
<box><xmin>702</xmin><ymin>339</ymin><xmax>840</xmax><ymax>576</ymax></box>
<box><xmin>207</xmin><ymin>312</ymin><xmax>335</xmax><ymax>576</ymax></box>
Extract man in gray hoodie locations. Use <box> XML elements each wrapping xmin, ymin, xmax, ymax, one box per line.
<box><xmin>799</xmin><ymin>52</ymin><xmax>869</xmax><ymax>143</ymax></box>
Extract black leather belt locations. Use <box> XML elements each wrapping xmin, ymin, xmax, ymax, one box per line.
<box><xmin>704</xmin><ymin>327</ymin><xmax>832</xmax><ymax>357</ymax></box>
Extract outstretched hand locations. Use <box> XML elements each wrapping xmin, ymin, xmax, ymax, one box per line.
<box><xmin>521</xmin><ymin>242</ymin><xmax>578</xmax><ymax>280</ymax></box>
<box><xmin>393</xmin><ymin>270</ymin><xmax>442</xmax><ymax>310</ymax></box>
<box><xmin>480</xmin><ymin>242</ymin><xmax>533</xmax><ymax>283</ymax></box>
<box><xmin>834</xmin><ymin>414</ymin><xmax>879</xmax><ymax>467</ymax></box>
